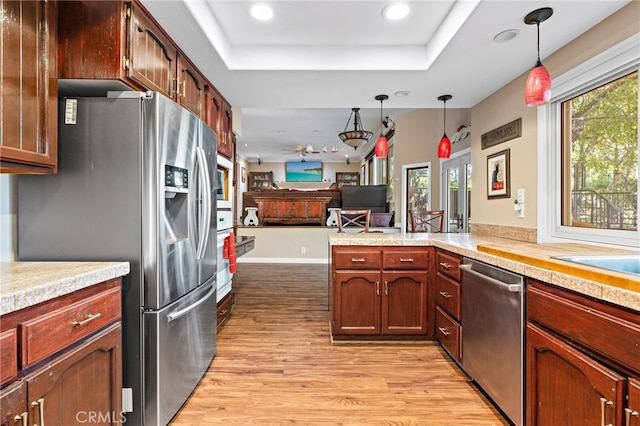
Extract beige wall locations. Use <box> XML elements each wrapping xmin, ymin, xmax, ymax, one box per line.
<box><xmin>468</xmin><ymin>1</ymin><xmax>639</xmax><ymax>236</ymax></box>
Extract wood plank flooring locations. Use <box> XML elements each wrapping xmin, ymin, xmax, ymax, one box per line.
<box><xmin>170</xmin><ymin>264</ymin><xmax>510</xmax><ymax>425</ymax></box>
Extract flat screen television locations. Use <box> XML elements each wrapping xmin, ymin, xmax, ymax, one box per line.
<box><xmin>286</xmin><ymin>161</ymin><xmax>322</xmax><ymax>182</ymax></box>
<box><xmin>341</xmin><ymin>185</ymin><xmax>387</xmax><ymax>213</ymax></box>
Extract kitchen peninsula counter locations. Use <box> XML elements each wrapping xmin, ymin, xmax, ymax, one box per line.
<box><xmin>0</xmin><ymin>261</ymin><xmax>130</xmax><ymax>315</ymax></box>
<box><xmin>328</xmin><ymin>233</ymin><xmax>640</xmax><ymax>311</ymax></box>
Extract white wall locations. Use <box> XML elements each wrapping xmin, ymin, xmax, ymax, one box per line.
<box><xmin>0</xmin><ymin>175</ymin><xmax>16</xmax><ymax>261</ymax></box>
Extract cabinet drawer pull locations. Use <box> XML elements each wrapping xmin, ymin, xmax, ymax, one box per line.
<box><xmin>72</xmin><ymin>313</ymin><xmax>102</xmax><ymax>327</ymax></box>
<box><xmin>625</xmin><ymin>408</ymin><xmax>639</xmax><ymax>426</ymax></box>
<box><xmin>439</xmin><ymin>291</ymin><xmax>452</xmax><ymax>298</ymax></box>
<box><xmin>399</xmin><ymin>258</ymin><xmax>414</xmax><ymax>262</ymax></box>
<box><xmin>351</xmin><ymin>258</ymin><xmax>366</xmax><ymax>263</ymax></box>
<box><xmin>438</xmin><ymin>327</ymin><xmax>450</xmax><ymax>336</ymax></box>
<box><xmin>31</xmin><ymin>398</ymin><xmax>44</xmax><ymax>426</ymax></box>
<box><xmin>376</xmin><ymin>281</ymin><xmax>380</xmax><ymax>296</ymax></box>
<box><xmin>600</xmin><ymin>398</ymin><xmax>613</xmax><ymax>426</ymax></box>
<box><xmin>439</xmin><ymin>262</ymin><xmax>451</xmax><ymax>269</ymax></box>
<box><xmin>13</xmin><ymin>412</ymin><xmax>28</xmax><ymax>424</ymax></box>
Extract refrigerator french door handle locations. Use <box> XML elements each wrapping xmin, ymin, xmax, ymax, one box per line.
<box><xmin>194</xmin><ymin>147</ymin><xmax>211</xmax><ymax>260</ymax></box>
<box><xmin>167</xmin><ymin>283</ymin><xmax>216</xmax><ymax>322</ymax></box>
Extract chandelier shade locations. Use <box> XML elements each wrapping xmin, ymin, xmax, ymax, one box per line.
<box><xmin>437</xmin><ymin>94</ymin><xmax>452</xmax><ymax>159</ymax></box>
<box><xmin>338</xmin><ymin>108</ymin><xmax>373</xmax><ymax>150</ymax></box>
<box><xmin>375</xmin><ymin>94</ymin><xmax>389</xmax><ymax>158</ymax></box>
<box><xmin>524</xmin><ymin>7</ymin><xmax>553</xmax><ymax>107</ymax></box>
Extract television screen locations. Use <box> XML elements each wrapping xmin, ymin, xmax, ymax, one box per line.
<box><xmin>286</xmin><ymin>161</ymin><xmax>322</xmax><ymax>182</ymax></box>
<box><xmin>341</xmin><ymin>185</ymin><xmax>387</xmax><ymax>213</ymax></box>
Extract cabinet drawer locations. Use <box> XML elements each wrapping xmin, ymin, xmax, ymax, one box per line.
<box><xmin>21</xmin><ymin>287</ymin><xmax>121</xmax><ymax>368</ymax></box>
<box><xmin>528</xmin><ymin>285</ymin><xmax>640</xmax><ymax>374</ymax></box>
<box><xmin>436</xmin><ymin>250</ymin><xmax>462</xmax><ymax>281</ymax></box>
<box><xmin>383</xmin><ymin>249</ymin><xmax>429</xmax><ymax>269</ymax></box>
<box><xmin>217</xmin><ymin>291</ymin><xmax>234</xmax><ymax>327</ymax></box>
<box><xmin>436</xmin><ymin>273</ymin><xmax>461</xmax><ymax>321</ymax></box>
<box><xmin>436</xmin><ymin>307</ymin><xmax>461</xmax><ymax>361</ymax></box>
<box><xmin>0</xmin><ymin>329</ymin><xmax>18</xmax><ymax>385</ymax></box>
<box><xmin>333</xmin><ymin>248</ymin><xmax>381</xmax><ymax>270</ymax></box>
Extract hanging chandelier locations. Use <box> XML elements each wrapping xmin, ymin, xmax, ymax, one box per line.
<box><xmin>375</xmin><ymin>94</ymin><xmax>389</xmax><ymax>158</ymax></box>
<box><xmin>338</xmin><ymin>107</ymin><xmax>373</xmax><ymax>150</ymax></box>
<box><xmin>524</xmin><ymin>7</ymin><xmax>553</xmax><ymax>107</ymax></box>
<box><xmin>437</xmin><ymin>94</ymin><xmax>452</xmax><ymax>159</ymax></box>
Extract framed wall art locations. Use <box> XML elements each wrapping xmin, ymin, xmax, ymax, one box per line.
<box><xmin>286</xmin><ymin>161</ymin><xmax>322</xmax><ymax>182</ymax></box>
<box><xmin>487</xmin><ymin>149</ymin><xmax>510</xmax><ymax>199</ymax></box>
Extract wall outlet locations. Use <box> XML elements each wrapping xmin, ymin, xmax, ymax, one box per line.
<box><xmin>301</xmin><ymin>246</ymin><xmax>306</xmax><ymax>254</ymax></box>
<box><xmin>517</xmin><ymin>188</ymin><xmax>525</xmax><ymax>204</ymax></box>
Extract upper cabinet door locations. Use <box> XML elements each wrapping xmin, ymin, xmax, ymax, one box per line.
<box><xmin>127</xmin><ymin>2</ymin><xmax>176</xmax><ymax>99</ymax></box>
<box><xmin>176</xmin><ymin>54</ymin><xmax>204</xmax><ymax>117</ymax></box>
<box><xmin>0</xmin><ymin>0</ymin><xmax>58</xmax><ymax>173</ymax></box>
<box><xmin>204</xmin><ymin>86</ymin><xmax>233</xmax><ymax>159</ymax></box>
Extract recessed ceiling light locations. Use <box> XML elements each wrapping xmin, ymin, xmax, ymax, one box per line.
<box><xmin>493</xmin><ymin>29</ymin><xmax>520</xmax><ymax>43</ymax></box>
<box><xmin>383</xmin><ymin>3</ymin><xmax>410</xmax><ymax>21</ymax></box>
<box><xmin>251</xmin><ymin>4</ymin><xmax>274</xmax><ymax>21</ymax></box>
<box><xmin>394</xmin><ymin>90</ymin><xmax>410</xmax><ymax>97</ymax></box>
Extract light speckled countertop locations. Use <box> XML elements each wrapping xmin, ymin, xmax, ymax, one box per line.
<box><xmin>329</xmin><ymin>233</ymin><xmax>640</xmax><ymax>312</ymax></box>
<box><xmin>0</xmin><ymin>262</ymin><xmax>130</xmax><ymax>315</ymax></box>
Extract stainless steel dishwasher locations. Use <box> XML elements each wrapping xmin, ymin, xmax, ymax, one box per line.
<box><xmin>460</xmin><ymin>258</ymin><xmax>524</xmax><ymax>426</ymax></box>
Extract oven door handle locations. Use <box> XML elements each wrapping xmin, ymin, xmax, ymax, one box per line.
<box><xmin>459</xmin><ymin>264</ymin><xmax>522</xmax><ymax>292</ymax></box>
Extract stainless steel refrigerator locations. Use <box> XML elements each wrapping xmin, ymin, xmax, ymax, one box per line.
<box><xmin>17</xmin><ymin>91</ymin><xmax>218</xmax><ymax>426</ymax></box>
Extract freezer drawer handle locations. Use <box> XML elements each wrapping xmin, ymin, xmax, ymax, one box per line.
<box><xmin>72</xmin><ymin>313</ymin><xmax>102</xmax><ymax>327</ymax></box>
<box><xmin>167</xmin><ymin>284</ymin><xmax>216</xmax><ymax>323</ymax></box>
<box><xmin>459</xmin><ymin>264</ymin><xmax>522</xmax><ymax>292</ymax></box>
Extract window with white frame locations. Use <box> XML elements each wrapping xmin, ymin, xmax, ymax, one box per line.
<box><xmin>538</xmin><ymin>35</ymin><xmax>639</xmax><ymax>247</ymax></box>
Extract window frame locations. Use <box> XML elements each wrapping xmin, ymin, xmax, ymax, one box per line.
<box><xmin>537</xmin><ymin>34</ymin><xmax>640</xmax><ymax>248</ymax></box>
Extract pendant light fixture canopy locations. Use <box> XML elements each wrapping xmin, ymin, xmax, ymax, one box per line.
<box><xmin>338</xmin><ymin>108</ymin><xmax>373</xmax><ymax>150</ymax></box>
<box><xmin>437</xmin><ymin>95</ymin><xmax>452</xmax><ymax>159</ymax></box>
<box><xmin>375</xmin><ymin>94</ymin><xmax>389</xmax><ymax>158</ymax></box>
<box><xmin>524</xmin><ymin>7</ymin><xmax>553</xmax><ymax>107</ymax></box>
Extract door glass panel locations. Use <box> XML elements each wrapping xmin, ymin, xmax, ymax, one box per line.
<box><xmin>441</xmin><ymin>152</ymin><xmax>471</xmax><ymax>233</ymax></box>
<box><xmin>406</xmin><ymin>166</ymin><xmax>430</xmax><ymax>231</ymax></box>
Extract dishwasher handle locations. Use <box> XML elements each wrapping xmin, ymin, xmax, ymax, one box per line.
<box><xmin>460</xmin><ymin>264</ymin><xmax>522</xmax><ymax>292</ymax></box>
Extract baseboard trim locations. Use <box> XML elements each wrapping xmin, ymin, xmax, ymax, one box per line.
<box><xmin>237</xmin><ymin>257</ymin><xmax>329</xmax><ymax>264</ymax></box>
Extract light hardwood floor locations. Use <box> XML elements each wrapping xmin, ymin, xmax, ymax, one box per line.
<box><xmin>170</xmin><ymin>263</ymin><xmax>510</xmax><ymax>425</ymax></box>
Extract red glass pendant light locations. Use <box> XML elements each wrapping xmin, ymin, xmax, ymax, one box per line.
<box><xmin>524</xmin><ymin>8</ymin><xmax>553</xmax><ymax>107</ymax></box>
<box><xmin>375</xmin><ymin>94</ymin><xmax>389</xmax><ymax>158</ymax></box>
<box><xmin>437</xmin><ymin>95</ymin><xmax>452</xmax><ymax>159</ymax></box>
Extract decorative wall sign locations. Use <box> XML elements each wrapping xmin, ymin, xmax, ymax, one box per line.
<box><xmin>487</xmin><ymin>149</ymin><xmax>510</xmax><ymax>199</ymax></box>
<box><xmin>481</xmin><ymin>118</ymin><xmax>521</xmax><ymax>149</ymax></box>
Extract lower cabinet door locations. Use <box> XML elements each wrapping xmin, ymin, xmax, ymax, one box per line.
<box><xmin>382</xmin><ymin>271</ymin><xmax>428</xmax><ymax>335</ymax></box>
<box><xmin>333</xmin><ymin>271</ymin><xmax>381</xmax><ymax>335</ymax></box>
<box><xmin>26</xmin><ymin>324</ymin><xmax>123</xmax><ymax>426</ymax></box>
<box><xmin>0</xmin><ymin>380</ymin><xmax>27</xmax><ymax>426</ymax></box>
<box><xmin>628</xmin><ymin>379</ymin><xmax>640</xmax><ymax>426</ymax></box>
<box><xmin>526</xmin><ymin>323</ymin><xmax>625</xmax><ymax>426</ymax></box>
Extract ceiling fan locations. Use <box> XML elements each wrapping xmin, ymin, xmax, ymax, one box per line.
<box><xmin>282</xmin><ymin>144</ymin><xmax>320</xmax><ymax>156</ymax></box>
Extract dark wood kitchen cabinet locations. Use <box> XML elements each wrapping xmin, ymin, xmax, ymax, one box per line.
<box><xmin>434</xmin><ymin>249</ymin><xmax>463</xmax><ymax>362</ymax></box>
<box><xmin>204</xmin><ymin>85</ymin><xmax>233</xmax><ymax>159</ymax></box>
<box><xmin>58</xmin><ymin>0</ymin><xmax>203</xmax><ymax>117</ymax></box>
<box><xmin>331</xmin><ymin>246</ymin><xmax>431</xmax><ymax>338</ymax></box>
<box><xmin>0</xmin><ymin>0</ymin><xmax>58</xmax><ymax>174</ymax></box>
<box><xmin>0</xmin><ymin>278</ymin><xmax>123</xmax><ymax>425</ymax></box>
<box><xmin>526</xmin><ymin>280</ymin><xmax>640</xmax><ymax>426</ymax></box>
